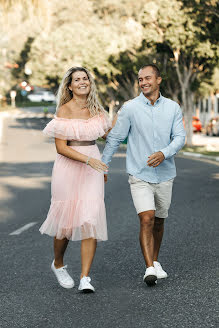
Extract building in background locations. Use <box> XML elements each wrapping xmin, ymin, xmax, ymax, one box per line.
<box><xmin>196</xmin><ymin>93</ymin><xmax>219</xmax><ymax>127</ymax></box>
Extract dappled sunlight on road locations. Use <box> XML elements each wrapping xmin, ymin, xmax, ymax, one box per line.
<box><xmin>1</xmin><ymin>176</ymin><xmax>51</xmax><ymax>191</ymax></box>
<box><xmin>0</xmin><ymin>160</ymin><xmax>53</xmax><ymax>223</ymax></box>
<box><xmin>0</xmin><ymin>176</ymin><xmax>51</xmax><ymax>223</ymax></box>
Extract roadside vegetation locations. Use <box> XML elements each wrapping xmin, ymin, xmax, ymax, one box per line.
<box><xmin>181</xmin><ymin>146</ymin><xmax>219</xmax><ymax>157</ymax></box>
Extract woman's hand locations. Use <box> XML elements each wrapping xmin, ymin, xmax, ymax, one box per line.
<box><xmin>88</xmin><ymin>157</ymin><xmax>108</xmax><ymax>173</ymax></box>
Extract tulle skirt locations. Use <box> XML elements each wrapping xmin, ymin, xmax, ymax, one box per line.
<box><xmin>39</xmin><ymin>144</ymin><xmax>107</xmax><ymax>241</ymax></box>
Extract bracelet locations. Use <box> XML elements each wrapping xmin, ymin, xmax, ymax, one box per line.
<box><xmin>86</xmin><ymin>156</ymin><xmax>91</xmax><ymax>165</ymax></box>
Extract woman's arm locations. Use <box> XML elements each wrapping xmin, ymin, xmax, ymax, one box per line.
<box><xmin>102</xmin><ymin>114</ymin><xmax>118</xmax><ymax>139</ymax></box>
<box><xmin>55</xmin><ymin>138</ymin><xmax>108</xmax><ymax>173</ymax></box>
<box><xmin>55</xmin><ymin>106</ymin><xmax>108</xmax><ymax>172</ymax></box>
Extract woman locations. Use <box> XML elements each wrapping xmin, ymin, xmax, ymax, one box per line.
<box><xmin>39</xmin><ymin>66</ymin><xmax>112</xmax><ymax>293</ymax></box>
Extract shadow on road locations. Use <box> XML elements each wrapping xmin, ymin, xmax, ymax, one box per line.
<box><xmin>0</xmin><ymin>161</ymin><xmax>54</xmax><ymax>225</ymax></box>
<box><xmin>8</xmin><ymin>117</ymin><xmax>51</xmax><ymax>131</ymax></box>
<box><xmin>0</xmin><ymin>161</ymin><xmax>54</xmax><ymax>177</ymax></box>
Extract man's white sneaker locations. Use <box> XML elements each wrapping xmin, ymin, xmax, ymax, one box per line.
<box><xmin>51</xmin><ymin>260</ymin><xmax>74</xmax><ymax>289</ymax></box>
<box><xmin>143</xmin><ymin>266</ymin><xmax>157</xmax><ymax>286</ymax></box>
<box><xmin>78</xmin><ymin>276</ymin><xmax>95</xmax><ymax>293</ymax></box>
<box><xmin>153</xmin><ymin>261</ymin><xmax>168</xmax><ymax>279</ymax></box>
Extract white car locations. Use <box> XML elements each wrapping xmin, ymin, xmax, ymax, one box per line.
<box><xmin>27</xmin><ymin>91</ymin><xmax>56</xmax><ymax>102</ymax></box>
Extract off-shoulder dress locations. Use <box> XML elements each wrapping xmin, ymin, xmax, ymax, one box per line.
<box><xmin>39</xmin><ymin>113</ymin><xmax>111</xmax><ymax>241</ymax></box>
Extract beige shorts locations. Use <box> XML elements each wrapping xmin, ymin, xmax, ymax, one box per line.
<box><xmin>128</xmin><ymin>175</ymin><xmax>174</xmax><ymax>218</ymax></box>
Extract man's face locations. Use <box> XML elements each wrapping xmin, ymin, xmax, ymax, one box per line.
<box><xmin>138</xmin><ymin>67</ymin><xmax>162</xmax><ymax>97</ymax></box>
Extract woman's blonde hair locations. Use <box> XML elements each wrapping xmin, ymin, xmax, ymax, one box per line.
<box><xmin>56</xmin><ymin>66</ymin><xmax>105</xmax><ymax>116</ymax></box>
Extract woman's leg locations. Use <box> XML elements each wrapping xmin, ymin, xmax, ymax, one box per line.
<box><xmin>54</xmin><ymin>237</ymin><xmax>69</xmax><ymax>268</ymax></box>
<box><xmin>80</xmin><ymin>238</ymin><xmax>97</xmax><ymax>278</ymax></box>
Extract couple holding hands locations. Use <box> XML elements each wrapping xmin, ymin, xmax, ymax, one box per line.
<box><xmin>39</xmin><ymin>64</ymin><xmax>186</xmax><ymax>292</ymax></box>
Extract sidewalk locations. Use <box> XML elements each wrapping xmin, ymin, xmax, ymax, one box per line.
<box><xmin>192</xmin><ymin>133</ymin><xmax>219</xmax><ymax>151</ymax></box>
<box><xmin>181</xmin><ymin>133</ymin><xmax>219</xmax><ymax>162</ymax></box>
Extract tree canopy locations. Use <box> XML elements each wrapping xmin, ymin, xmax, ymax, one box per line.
<box><xmin>0</xmin><ymin>0</ymin><xmax>218</xmax><ymax>144</ymax></box>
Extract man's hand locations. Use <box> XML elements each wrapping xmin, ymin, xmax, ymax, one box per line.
<box><xmin>104</xmin><ymin>174</ymin><xmax>108</xmax><ymax>183</ymax></box>
<box><xmin>147</xmin><ymin>151</ymin><xmax>165</xmax><ymax>167</ymax></box>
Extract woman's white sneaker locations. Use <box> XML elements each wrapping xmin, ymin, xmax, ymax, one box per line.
<box><xmin>51</xmin><ymin>260</ymin><xmax>75</xmax><ymax>289</ymax></box>
<box><xmin>153</xmin><ymin>261</ymin><xmax>168</xmax><ymax>279</ymax></box>
<box><xmin>143</xmin><ymin>266</ymin><xmax>157</xmax><ymax>286</ymax></box>
<box><xmin>78</xmin><ymin>276</ymin><xmax>95</xmax><ymax>293</ymax></box>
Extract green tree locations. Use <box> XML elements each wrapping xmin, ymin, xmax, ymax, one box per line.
<box><xmin>1</xmin><ymin>0</ymin><xmax>218</xmax><ymax>147</ymax></box>
<box><xmin>27</xmin><ymin>0</ymin><xmax>144</xmax><ymax>88</ymax></box>
<box><xmin>139</xmin><ymin>0</ymin><xmax>219</xmax><ymax>145</ymax></box>
<box><xmin>99</xmin><ymin>0</ymin><xmax>218</xmax><ymax>145</ymax></box>
<box><xmin>11</xmin><ymin>37</ymin><xmax>34</xmax><ymax>82</ymax></box>
<box><xmin>0</xmin><ymin>0</ymin><xmax>49</xmax><ymax>93</ymax></box>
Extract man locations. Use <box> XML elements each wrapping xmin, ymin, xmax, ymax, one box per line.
<box><xmin>102</xmin><ymin>64</ymin><xmax>186</xmax><ymax>286</ymax></box>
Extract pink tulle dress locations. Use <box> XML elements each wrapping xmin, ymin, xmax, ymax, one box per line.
<box><xmin>39</xmin><ymin>113</ymin><xmax>112</xmax><ymax>242</ymax></box>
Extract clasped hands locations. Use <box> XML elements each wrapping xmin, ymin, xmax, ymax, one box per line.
<box><xmin>88</xmin><ymin>151</ymin><xmax>165</xmax><ymax>184</ymax></box>
<box><xmin>104</xmin><ymin>151</ymin><xmax>165</xmax><ymax>183</ymax></box>
<box><xmin>87</xmin><ymin>157</ymin><xmax>108</xmax><ymax>173</ymax></box>
<box><xmin>87</xmin><ymin>157</ymin><xmax>109</xmax><ymax>183</ymax></box>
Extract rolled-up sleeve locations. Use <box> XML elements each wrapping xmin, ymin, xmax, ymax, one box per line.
<box><xmin>102</xmin><ymin>106</ymin><xmax>131</xmax><ymax>166</ymax></box>
<box><xmin>160</xmin><ymin>105</ymin><xmax>186</xmax><ymax>159</ymax></box>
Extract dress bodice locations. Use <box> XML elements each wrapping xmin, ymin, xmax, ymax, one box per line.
<box><xmin>43</xmin><ymin>113</ymin><xmax>112</xmax><ymax>141</ymax></box>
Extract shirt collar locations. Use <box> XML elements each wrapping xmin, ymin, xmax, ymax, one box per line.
<box><xmin>139</xmin><ymin>92</ymin><xmax>163</xmax><ymax>106</ymax></box>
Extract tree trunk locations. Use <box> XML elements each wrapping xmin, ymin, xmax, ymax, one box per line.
<box><xmin>109</xmin><ymin>100</ymin><xmax>115</xmax><ymax>120</ymax></box>
<box><xmin>173</xmin><ymin>53</ymin><xmax>194</xmax><ymax>146</ymax></box>
<box><xmin>182</xmin><ymin>89</ymin><xmax>193</xmax><ymax>146</ymax></box>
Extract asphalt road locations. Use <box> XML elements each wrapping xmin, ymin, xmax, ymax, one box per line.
<box><xmin>0</xmin><ymin>109</ymin><xmax>218</xmax><ymax>328</ymax></box>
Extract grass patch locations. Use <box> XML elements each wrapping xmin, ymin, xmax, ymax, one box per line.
<box><xmin>181</xmin><ymin>146</ymin><xmax>219</xmax><ymax>157</ymax></box>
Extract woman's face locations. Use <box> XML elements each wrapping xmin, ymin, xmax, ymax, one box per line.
<box><xmin>69</xmin><ymin>71</ymin><xmax>91</xmax><ymax>96</ymax></box>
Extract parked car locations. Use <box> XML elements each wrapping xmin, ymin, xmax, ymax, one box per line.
<box><xmin>205</xmin><ymin>117</ymin><xmax>219</xmax><ymax>136</ymax></box>
<box><xmin>192</xmin><ymin>116</ymin><xmax>202</xmax><ymax>132</ymax></box>
<box><xmin>27</xmin><ymin>91</ymin><xmax>55</xmax><ymax>102</ymax></box>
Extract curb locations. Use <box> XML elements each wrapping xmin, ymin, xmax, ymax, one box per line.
<box><xmin>180</xmin><ymin>151</ymin><xmax>219</xmax><ymax>162</ymax></box>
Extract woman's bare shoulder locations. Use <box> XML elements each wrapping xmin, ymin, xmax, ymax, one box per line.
<box><xmin>56</xmin><ymin>103</ymin><xmax>72</xmax><ymax>118</ymax></box>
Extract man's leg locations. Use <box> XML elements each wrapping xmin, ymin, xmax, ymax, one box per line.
<box><xmin>138</xmin><ymin>210</ymin><xmax>155</xmax><ymax>267</ymax></box>
<box><xmin>128</xmin><ymin>175</ymin><xmax>157</xmax><ymax>285</ymax></box>
<box><xmin>152</xmin><ymin>178</ymin><xmax>173</xmax><ymax>272</ymax></box>
<box><xmin>153</xmin><ymin>217</ymin><xmax>164</xmax><ymax>262</ymax></box>
<box><xmin>152</xmin><ymin>217</ymin><xmax>168</xmax><ymax>279</ymax></box>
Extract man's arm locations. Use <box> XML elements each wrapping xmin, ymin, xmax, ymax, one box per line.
<box><xmin>160</xmin><ymin>104</ymin><xmax>186</xmax><ymax>159</ymax></box>
<box><xmin>102</xmin><ymin>106</ymin><xmax>131</xmax><ymax>167</ymax></box>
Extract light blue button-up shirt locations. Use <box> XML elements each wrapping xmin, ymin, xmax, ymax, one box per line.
<box><xmin>102</xmin><ymin>92</ymin><xmax>186</xmax><ymax>183</ymax></box>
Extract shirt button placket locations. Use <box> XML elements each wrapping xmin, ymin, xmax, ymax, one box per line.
<box><xmin>152</xmin><ymin>105</ymin><xmax>159</xmax><ymax>183</ymax></box>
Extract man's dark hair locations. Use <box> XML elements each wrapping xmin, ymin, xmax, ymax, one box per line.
<box><xmin>139</xmin><ymin>64</ymin><xmax>161</xmax><ymax>77</ymax></box>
